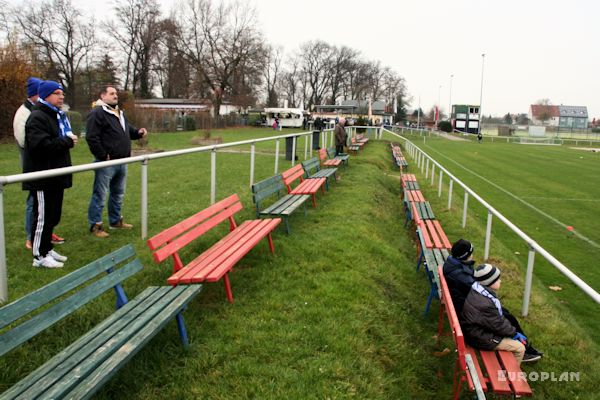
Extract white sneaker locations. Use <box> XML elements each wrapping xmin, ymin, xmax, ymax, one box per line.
<box><xmin>48</xmin><ymin>249</ymin><xmax>68</xmax><ymax>262</ymax></box>
<box><xmin>33</xmin><ymin>255</ymin><xmax>64</xmax><ymax>268</ymax></box>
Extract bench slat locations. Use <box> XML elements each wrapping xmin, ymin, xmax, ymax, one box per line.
<box><xmin>497</xmin><ymin>350</ymin><xmax>533</xmax><ymax>396</ymax></box>
<box><xmin>50</xmin><ymin>285</ymin><xmax>202</xmax><ymax>400</ymax></box>
<box><xmin>0</xmin><ymin>245</ymin><xmax>136</xmax><ymax>330</ymax></box>
<box><xmin>0</xmin><ymin>259</ymin><xmax>143</xmax><ymax>358</ymax></box>
<box><xmin>281</xmin><ymin>164</ymin><xmax>304</xmax><ymax>185</ymax></box>
<box><xmin>425</xmin><ymin>220</ymin><xmax>443</xmax><ymax>249</ymax></box>
<box><xmin>147</xmin><ymin>194</ymin><xmax>240</xmax><ymax>250</ymax></box>
<box><xmin>465</xmin><ymin>347</ymin><xmax>488</xmax><ymax>392</ymax></box>
<box><xmin>252</xmin><ymin>175</ymin><xmax>285</xmax><ymax>204</ymax></box>
<box><xmin>261</xmin><ymin>194</ymin><xmax>309</xmax><ymax>216</ymax></box>
<box><xmin>432</xmin><ymin>220</ymin><xmax>452</xmax><ymax>249</ymax></box>
<box><xmin>479</xmin><ymin>350</ymin><xmax>513</xmax><ymax>394</ymax></box>
<box><xmin>290</xmin><ymin>178</ymin><xmax>325</xmax><ymax>195</ymax></box>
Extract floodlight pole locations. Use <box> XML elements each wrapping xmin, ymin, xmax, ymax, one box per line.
<box><xmin>478</xmin><ymin>54</ymin><xmax>486</xmax><ymax>136</ymax></box>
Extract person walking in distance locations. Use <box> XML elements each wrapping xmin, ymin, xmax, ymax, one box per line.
<box><xmin>86</xmin><ymin>85</ymin><xmax>147</xmax><ymax>237</ymax></box>
<box><xmin>13</xmin><ymin>77</ymin><xmax>66</xmax><ymax>249</ymax></box>
<box><xmin>24</xmin><ymin>81</ymin><xmax>77</xmax><ymax>268</ymax></box>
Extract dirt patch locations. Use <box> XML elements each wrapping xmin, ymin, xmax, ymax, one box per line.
<box><xmin>569</xmin><ymin>147</ymin><xmax>600</xmax><ymax>152</ymax></box>
<box><xmin>438</xmin><ymin>133</ymin><xmax>468</xmax><ymax>141</ymax></box>
<box><xmin>190</xmin><ymin>137</ymin><xmax>223</xmax><ymax>146</ymax></box>
<box><xmin>131</xmin><ymin>148</ymin><xmax>164</xmax><ymax>156</ymax></box>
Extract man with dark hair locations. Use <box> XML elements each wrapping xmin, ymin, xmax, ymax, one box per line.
<box><xmin>86</xmin><ymin>85</ymin><xmax>147</xmax><ymax>238</ymax></box>
<box><xmin>24</xmin><ymin>80</ymin><xmax>77</xmax><ymax>268</ymax></box>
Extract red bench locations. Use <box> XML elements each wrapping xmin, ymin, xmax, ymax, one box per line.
<box><xmin>417</xmin><ymin>219</ymin><xmax>452</xmax><ymax>250</ymax></box>
<box><xmin>319</xmin><ymin>147</ymin><xmax>342</xmax><ymax>167</ymax></box>
<box><xmin>147</xmin><ymin>194</ymin><xmax>281</xmax><ymax>303</ymax></box>
<box><xmin>405</xmin><ymin>189</ymin><xmax>426</xmax><ymax>203</ymax></box>
<box><xmin>282</xmin><ymin>164</ymin><xmax>326</xmax><ymax>208</ymax></box>
<box><xmin>437</xmin><ymin>266</ymin><xmax>533</xmax><ymax>398</ymax></box>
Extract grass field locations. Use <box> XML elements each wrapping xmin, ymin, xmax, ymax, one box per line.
<box><xmin>0</xmin><ymin>128</ymin><xmax>599</xmax><ymax>399</ymax></box>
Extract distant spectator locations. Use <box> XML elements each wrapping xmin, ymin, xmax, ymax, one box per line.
<box><xmin>334</xmin><ymin>117</ymin><xmax>347</xmax><ymax>156</ymax></box>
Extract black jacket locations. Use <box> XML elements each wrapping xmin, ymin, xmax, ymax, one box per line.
<box><xmin>461</xmin><ymin>286</ymin><xmax>516</xmax><ymax>350</ymax></box>
<box><xmin>22</xmin><ymin>103</ymin><xmax>74</xmax><ymax>191</ymax></box>
<box><xmin>442</xmin><ymin>256</ymin><xmax>475</xmax><ymax>315</ymax></box>
<box><xmin>85</xmin><ymin>103</ymin><xmax>141</xmax><ymax>161</ymax></box>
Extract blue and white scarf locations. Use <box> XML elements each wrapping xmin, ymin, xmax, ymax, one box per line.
<box><xmin>471</xmin><ymin>281</ymin><xmax>503</xmax><ymax>316</ymax></box>
<box><xmin>38</xmin><ymin>99</ymin><xmax>73</xmax><ymax>138</ymax></box>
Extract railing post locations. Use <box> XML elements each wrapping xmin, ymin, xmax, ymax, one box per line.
<box><xmin>291</xmin><ymin>136</ymin><xmax>297</xmax><ymax>166</ymax></box>
<box><xmin>522</xmin><ymin>246</ymin><xmax>536</xmax><ymax>317</ymax></box>
<box><xmin>438</xmin><ymin>170</ymin><xmax>443</xmax><ymax>197</ymax></box>
<box><xmin>420</xmin><ymin>153</ymin><xmax>425</xmax><ymax>173</ymax></box>
<box><xmin>304</xmin><ymin>134</ymin><xmax>309</xmax><ymax>160</ymax></box>
<box><xmin>448</xmin><ymin>179</ymin><xmax>453</xmax><ymax>210</ymax></box>
<box><xmin>211</xmin><ymin>148</ymin><xmax>217</xmax><ymax>204</ymax></box>
<box><xmin>430</xmin><ymin>164</ymin><xmax>435</xmax><ymax>186</ymax></box>
<box><xmin>0</xmin><ymin>184</ymin><xmax>6</xmax><ymax>302</ymax></box>
<box><xmin>140</xmin><ymin>159</ymin><xmax>148</xmax><ymax>239</ymax></box>
<box><xmin>484</xmin><ymin>210</ymin><xmax>493</xmax><ymax>260</ymax></box>
<box><xmin>249</xmin><ymin>142</ymin><xmax>255</xmax><ymax>188</ymax></box>
<box><xmin>309</xmin><ymin>133</ymin><xmax>313</xmax><ymax>157</ymax></box>
<box><xmin>462</xmin><ymin>192</ymin><xmax>469</xmax><ymax>228</ymax></box>
<box><xmin>274</xmin><ymin>139</ymin><xmax>280</xmax><ymax>174</ymax></box>
<box><xmin>425</xmin><ymin>159</ymin><xmax>429</xmax><ymax>179</ymax></box>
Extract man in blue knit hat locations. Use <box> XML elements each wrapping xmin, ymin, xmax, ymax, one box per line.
<box><xmin>23</xmin><ymin>80</ymin><xmax>78</xmax><ymax>268</ymax></box>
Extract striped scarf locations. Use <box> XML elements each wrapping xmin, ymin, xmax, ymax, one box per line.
<box><xmin>38</xmin><ymin>99</ymin><xmax>73</xmax><ymax>138</ymax></box>
<box><xmin>471</xmin><ymin>282</ymin><xmax>503</xmax><ymax>316</ymax></box>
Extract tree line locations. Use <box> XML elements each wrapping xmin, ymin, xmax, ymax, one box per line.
<box><xmin>0</xmin><ymin>0</ymin><xmax>409</xmax><ymax>138</ymax></box>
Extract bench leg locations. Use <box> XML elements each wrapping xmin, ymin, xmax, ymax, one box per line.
<box><xmin>437</xmin><ymin>304</ymin><xmax>446</xmax><ymax>337</ymax></box>
<box><xmin>224</xmin><ymin>273</ymin><xmax>234</xmax><ymax>304</ymax></box>
<box><xmin>416</xmin><ymin>250</ymin><xmax>424</xmax><ymax>272</ymax></box>
<box><xmin>452</xmin><ymin>360</ymin><xmax>464</xmax><ymax>400</ymax></box>
<box><xmin>284</xmin><ymin>218</ymin><xmax>291</xmax><ymax>235</ymax></box>
<box><xmin>311</xmin><ymin>194</ymin><xmax>317</xmax><ymax>208</ymax></box>
<box><xmin>176</xmin><ymin>312</ymin><xmax>190</xmax><ymax>349</ymax></box>
<box><xmin>267</xmin><ymin>233</ymin><xmax>275</xmax><ymax>253</ymax></box>
<box><xmin>424</xmin><ymin>282</ymin><xmax>437</xmax><ymax>316</ymax></box>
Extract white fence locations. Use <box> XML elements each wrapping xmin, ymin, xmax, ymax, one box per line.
<box><xmin>384</xmin><ymin>128</ymin><xmax>600</xmax><ymax>315</ymax></box>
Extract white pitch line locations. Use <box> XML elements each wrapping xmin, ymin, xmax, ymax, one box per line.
<box><xmin>520</xmin><ymin>197</ymin><xmax>600</xmax><ymax>202</ymax></box>
<box><xmin>425</xmin><ymin>145</ymin><xmax>600</xmax><ymax>250</ymax></box>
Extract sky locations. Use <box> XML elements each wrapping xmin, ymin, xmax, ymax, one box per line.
<box><xmin>7</xmin><ymin>0</ymin><xmax>600</xmax><ymax>118</ymax></box>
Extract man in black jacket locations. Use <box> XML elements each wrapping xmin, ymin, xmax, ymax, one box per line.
<box><xmin>86</xmin><ymin>85</ymin><xmax>146</xmax><ymax>237</ymax></box>
<box><xmin>24</xmin><ymin>80</ymin><xmax>77</xmax><ymax>268</ymax></box>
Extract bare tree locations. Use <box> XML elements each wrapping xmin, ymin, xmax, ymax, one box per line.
<box><xmin>176</xmin><ymin>0</ymin><xmax>263</xmax><ymax>116</ymax></box>
<box><xmin>12</xmin><ymin>0</ymin><xmax>95</xmax><ymax>108</ymax></box>
<box><xmin>298</xmin><ymin>40</ymin><xmax>334</xmax><ymax>108</ymax></box>
<box><xmin>154</xmin><ymin>17</ymin><xmax>190</xmax><ymax>98</ymax></box>
<box><xmin>327</xmin><ymin>45</ymin><xmax>358</xmax><ymax>104</ymax></box>
<box><xmin>279</xmin><ymin>56</ymin><xmax>301</xmax><ymax>108</ymax></box>
<box><xmin>262</xmin><ymin>44</ymin><xmax>282</xmax><ymax>107</ymax></box>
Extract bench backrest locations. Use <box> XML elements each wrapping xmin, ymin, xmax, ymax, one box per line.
<box><xmin>251</xmin><ymin>175</ymin><xmax>286</xmax><ymax>215</ymax></box>
<box><xmin>318</xmin><ymin>148</ymin><xmax>328</xmax><ymax>161</ymax></box>
<box><xmin>147</xmin><ymin>194</ymin><xmax>243</xmax><ymax>266</ymax></box>
<box><xmin>438</xmin><ymin>265</ymin><xmax>468</xmax><ymax>372</ymax></box>
<box><xmin>326</xmin><ymin>147</ymin><xmax>336</xmax><ymax>159</ymax></box>
<box><xmin>281</xmin><ymin>164</ymin><xmax>305</xmax><ymax>190</ymax></box>
<box><xmin>301</xmin><ymin>157</ymin><xmax>320</xmax><ymax>176</ymax></box>
<box><xmin>0</xmin><ymin>244</ymin><xmax>141</xmax><ymax>357</ymax></box>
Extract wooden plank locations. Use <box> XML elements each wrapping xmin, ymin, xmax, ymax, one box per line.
<box><xmin>465</xmin><ymin>347</ymin><xmax>489</xmax><ymax>392</ymax></box>
<box><xmin>46</xmin><ymin>285</ymin><xmax>202</xmax><ymax>400</ymax></box>
<box><xmin>262</xmin><ymin>194</ymin><xmax>309</xmax><ymax>216</ymax></box>
<box><xmin>0</xmin><ymin>259</ymin><xmax>143</xmax><ymax>358</ymax></box>
<box><xmin>432</xmin><ymin>220</ymin><xmax>452</xmax><ymax>249</ymax></box>
<box><xmin>0</xmin><ymin>245</ymin><xmax>135</xmax><ymax>330</ymax></box>
<box><xmin>417</xmin><ymin>221</ymin><xmax>433</xmax><ymax>249</ymax></box>
<box><xmin>479</xmin><ymin>350</ymin><xmax>513</xmax><ymax>394</ymax></box>
<box><xmin>425</xmin><ymin>220</ymin><xmax>443</xmax><ymax>249</ymax></box>
<box><xmin>424</xmin><ymin>202</ymin><xmax>435</xmax><ymax>220</ymax></box>
<box><xmin>281</xmin><ymin>164</ymin><xmax>304</xmax><ymax>186</ymax></box>
<box><xmin>497</xmin><ymin>351</ymin><xmax>533</xmax><ymax>396</ymax></box>
<box><xmin>252</xmin><ymin>175</ymin><xmax>285</xmax><ymax>204</ymax></box>
<box><xmin>147</xmin><ymin>194</ymin><xmax>240</xmax><ymax>250</ymax></box>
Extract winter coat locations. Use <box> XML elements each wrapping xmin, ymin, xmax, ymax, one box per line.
<box><xmin>22</xmin><ymin>102</ymin><xmax>74</xmax><ymax>191</ymax></box>
<box><xmin>334</xmin><ymin>123</ymin><xmax>347</xmax><ymax>146</ymax></box>
<box><xmin>461</xmin><ymin>284</ymin><xmax>516</xmax><ymax>350</ymax></box>
<box><xmin>442</xmin><ymin>256</ymin><xmax>475</xmax><ymax>315</ymax></box>
<box><xmin>85</xmin><ymin>100</ymin><xmax>141</xmax><ymax>161</ymax></box>
<box><xmin>13</xmin><ymin>100</ymin><xmax>35</xmax><ymax>148</ymax></box>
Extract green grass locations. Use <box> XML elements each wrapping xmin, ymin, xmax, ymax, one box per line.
<box><xmin>0</xmin><ymin>128</ymin><xmax>598</xmax><ymax>399</ymax></box>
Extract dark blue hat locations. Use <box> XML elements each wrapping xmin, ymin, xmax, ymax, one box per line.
<box><xmin>38</xmin><ymin>80</ymin><xmax>63</xmax><ymax>100</ymax></box>
<box><xmin>27</xmin><ymin>77</ymin><xmax>42</xmax><ymax>98</ymax></box>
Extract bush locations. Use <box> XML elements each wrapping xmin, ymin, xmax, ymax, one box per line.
<box><xmin>592</xmin><ymin>127</ymin><xmax>600</xmax><ymax>133</ymax></box>
<box><xmin>437</xmin><ymin>120</ymin><xmax>452</xmax><ymax>133</ymax></box>
<box><xmin>355</xmin><ymin>116</ymin><xmax>367</xmax><ymax>133</ymax></box>
<box><xmin>184</xmin><ymin>116</ymin><xmax>196</xmax><ymax>131</ymax></box>
<box><xmin>67</xmin><ymin>111</ymin><xmax>83</xmax><ymax>135</ymax></box>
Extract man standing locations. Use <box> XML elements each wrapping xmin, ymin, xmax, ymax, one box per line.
<box><xmin>86</xmin><ymin>85</ymin><xmax>147</xmax><ymax>238</ymax></box>
<box><xmin>334</xmin><ymin>117</ymin><xmax>347</xmax><ymax>156</ymax></box>
<box><xmin>13</xmin><ymin>77</ymin><xmax>67</xmax><ymax>249</ymax></box>
<box><xmin>24</xmin><ymin>80</ymin><xmax>77</xmax><ymax>268</ymax></box>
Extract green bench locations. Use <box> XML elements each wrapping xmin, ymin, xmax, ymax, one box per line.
<box><xmin>301</xmin><ymin>157</ymin><xmax>337</xmax><ymax>191</ymax></box>
<box><xmin>252</xmin><ymin>175</ymin><xmax>310</xmax><ymax>234</ymax></box>
<box><xmin>326</xmin><ymin>147</ymin><xmax>349</xmax><ymax>167</ymax></box>
<box><xmin>0</xmin><ymin>244</ymin><xmax>202</xmax><ymax>400</ymax></box>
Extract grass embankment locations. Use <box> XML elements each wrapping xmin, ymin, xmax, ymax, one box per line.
<box><xmin>0</xmin><ymin>128</ymin><xmax>598</xmax><ymax>398</ymax></box>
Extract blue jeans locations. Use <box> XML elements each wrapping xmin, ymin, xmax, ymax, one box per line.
<box><xmin>88</xmin><ymin>163</ymin><xmax>127</xmax><ymax>228</ymax></box>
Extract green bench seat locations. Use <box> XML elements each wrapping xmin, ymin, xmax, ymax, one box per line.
<box><xmin>0</xmin><ymin>245</ymin><xmax>201</xmax><ymax>400</ymax></box>
<box><xmin>326</xmin><ymin>147</ymin><xmax>349</xmax><ymax>167</ymax></box>
<box><xmin>252</xmin><ymin>175</ymin><xmax>310</xmax><ymax>234</ymax></box>
<box><xmin>301</xmin><ymin>157</ymin><xmax>337</xmax><ymax>190</ymax></box>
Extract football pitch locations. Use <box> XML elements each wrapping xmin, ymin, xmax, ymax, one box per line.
<box><xmin>400</xmin><ymin>133</ymin><xmax>600</xmax><ymax>339</ymax></box>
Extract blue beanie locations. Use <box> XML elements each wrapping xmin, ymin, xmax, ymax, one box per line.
<box><xmin>27</xmin><ymin>77</ymin><xmax>42</xmax><ymax>98</ymax></box>
<box><xmin>38</xmin><ymin>80</ymin><xmax>63</xmax><ymax>100</ymax></box>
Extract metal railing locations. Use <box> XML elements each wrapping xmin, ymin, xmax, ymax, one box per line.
<box><xmin>384</xmin><ymin>128</ymin><xmax>600</xmax><ymax>315</ymax></box>
<box><xmin>0</xmin><ymin>127</ymin><xmax>370</xmax><ymax>302</ymax></box>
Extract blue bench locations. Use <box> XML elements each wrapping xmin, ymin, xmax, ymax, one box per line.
<box><xmin>0</xmin><ymin>245</ymin><xmax>202</xmax><ymax>399</ymax></box>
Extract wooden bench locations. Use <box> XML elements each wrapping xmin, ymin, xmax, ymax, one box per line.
<box><xmin>349</xmin><ymin>137</ymin><xmax>364</xmax><ymax>154</ymax></box>
<box><xmin>281</xmin><ymin>164</ymin><xmax>326</xmax><ymax>208</ymax></box>
<box><xmin>0</xmin><ymin>244</ymin><xmax>201</xmax><ymax>399</ymax></box>
<box><xmin>404</xmin><ymin>200</ymin><xmax>435</xmax><ymax>227</ymax></box>
<box><xmin>326</xmin><ymin>147</ymin><xmax>349</xmax><ymax>167</ymax></box>
<box><xmin>301</xmin><ymin>157</ymin><xmax>337</xmax><ymax>191</ymax></box>
<box><xmin>355</xmin><ymin>133</ymin><xmax>369</xmax><ymax>145</ymax></box>
<box><xmin>390</xmin><ymin>144</ymin><xmax>408</xmax><ymax>170</ymax></box>
<box><xmin>147</xmin><ymin>194</ymin><xmax>281</xmax><ymax>303</ymax></box>
<box><xmin>318</xmin><ymin>147</ymin><xmax>342</xmax><ymax>168</ymax></box>
<box><xmin>252</xmin><ymin>174</ymin><xmax>310</xmax><ymax>235</ymax></box>
<box><xmin>438</xmin><ymin>265</ymin><xmax>533</xmax><ymax>398</ymax></box>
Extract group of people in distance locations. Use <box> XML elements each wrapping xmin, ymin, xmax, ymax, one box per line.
<box><xmin>13</xmin><ymin>78</ymin><xmax>146</xmax><ymax>268</ymax></box>
<box><xmin>444</xmin><ymin>238</ymin><xmax>543</xmax><ymax>364</ymax></box>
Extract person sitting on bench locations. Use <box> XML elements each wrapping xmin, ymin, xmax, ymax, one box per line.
<box><xmin>443</xmin><ymin>239</ymin><xmax>543</xmax><ymax>362</ymax></box>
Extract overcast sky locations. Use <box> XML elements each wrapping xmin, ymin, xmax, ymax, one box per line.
<box><xmin>8</xmin><ymin>0</ymin><xmax>600</xmax><ymax>118</ymax></box>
